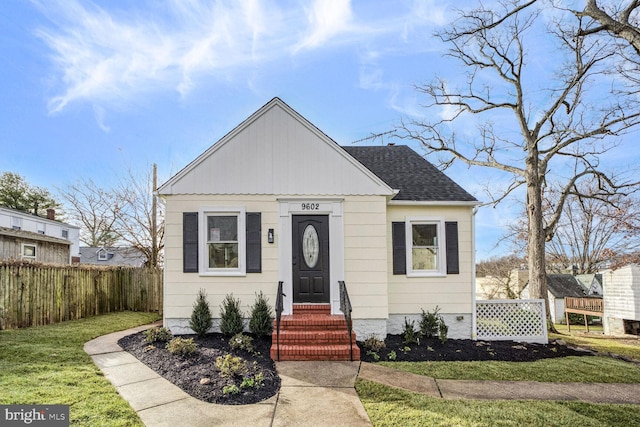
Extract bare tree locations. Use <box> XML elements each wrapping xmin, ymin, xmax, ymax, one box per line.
<box><xmin>112</xmin><ymin>164</ymin><xmax>164</xmax><ymax>267</ymax></box>
<box><xmin>399</xmin><ymin>0</ymin><xmax>640</xmax><ymax>326</ymax></box>
<box><xmin>57</xmin><ymin>178</ymin><xmax>119</xmax><ymax>247</ymax></box>
<box><xmin>477</xmin><ymin>255</ymin><xmax>527</xmax><ymax>299</ymax></box>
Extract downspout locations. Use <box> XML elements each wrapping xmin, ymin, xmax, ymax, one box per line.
<box><xmin>472</xmin><ymin>206</ymin><xmax>478</xmax><ymax>340</ymax></box>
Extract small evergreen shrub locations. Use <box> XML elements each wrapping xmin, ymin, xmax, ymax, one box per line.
<box><xmin>361</xmin><ymin>335</ymin><xmax>386</xmax><ymax>352</ymax></box>
<box><xmin>419</xmin><ymin>306</ymin><xmax>441</xmax><ymax>338</ymax></box>
<box><xmin>215</xmin><ymin>354</ymin><xmax>248</xmax><ymax>378</ymax></box>
<box><xmin>249</xmin><ymin>291</ymin><xmax>274</xmax><ymax>336</ymax></box>
<box><xmin>144</xmin><ymin>327</ymin><xmax>172</xmax><ymax>343</ymax></box>
<box><xmin>402</xmin><ymin>317</ymin><xmax>420</xmax><ymax>345</ymax></box>
<box><xmin>438</xmin><ymin>315</ymin><xmax>449</xmax><ymax>344</ymax></box>
<box><xmin>189</xmin><ymin>289</ymin><xmax>213</xmax><ymax>337</ymax></box>
<box><xmin>219</xmin><ymin>294</ymin><xmax>245</xmax><ymax>336</ymax></box>
<box><xmin>166</xmin><ymin>337</ymin><xmax>197</xmax><ymax>355</ymax></box>
<box><xmin>229</xmin><ymin>333</ymin><xmax>254</xmax><ymax>353</ymax></box>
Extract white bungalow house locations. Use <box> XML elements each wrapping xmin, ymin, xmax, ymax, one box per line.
<box><xmin>157</xmin><ymin>98</ymin><xmax>479</xmax><ymax>360</ymax></box>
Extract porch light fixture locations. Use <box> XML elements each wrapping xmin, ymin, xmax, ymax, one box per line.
<box><xmin>268</xmin><ymin>228</ymin><xmax>274</xmax><ymax>244</ymax></box>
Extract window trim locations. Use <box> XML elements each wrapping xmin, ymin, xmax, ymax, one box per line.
<box><xmin>199</xmin><ymin>207</ymin><xmax>246</xmax><ymax>276</ymax></box>
<box><xmin>405</xmin><ymin>217</ymin><xmax>446</xmax><ymax>277</ymax></box>
<box><xmin>21</xmin><ymin>243</ymin><xmax>37</xmax><ymax>260</ymax></box>
<box><xmin>97</xmin><ymin>249</ymin><xmax>108</xmax><ymax>261</ymax></box>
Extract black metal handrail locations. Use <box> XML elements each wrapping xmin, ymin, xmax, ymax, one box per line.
<box><xmin>275</xmin><ymin>281</ymin><xmax>285</xmax><ymax>361</ymax></box>
<box><xmin>338</xmin><ymin>280</ymin><xmax>354</xmax><ymax>361</ymax></box>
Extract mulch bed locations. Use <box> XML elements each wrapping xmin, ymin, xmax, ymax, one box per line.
<box><xmin>118</xmin><ymin>332</ymin><xmax>280</xmax><ymax>405</ymax></box>
<box><xmin>357</xmin><ymin>335</ymin><xmax>593</xmax><ymax>363</ymax></box>
<box><xmin>119</xmin><ymin>330</ymin><xmax>593</xmax><ymax>405</ymax></box>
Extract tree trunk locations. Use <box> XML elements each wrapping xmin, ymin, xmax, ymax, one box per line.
<box><xmin>525</xmin><ymin>150</ymin><xmax>556</xmax><ymax>332</ymax></box>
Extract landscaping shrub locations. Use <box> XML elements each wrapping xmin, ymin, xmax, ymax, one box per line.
<box><xmin>166</xmin><ymin>337</ymin><xmax>197</xmax><ymax>356</ymax></box>
<box><xmin>219</xmin><ymin>294</ymin><xmax>245</xmax><ymax>336</ymax></box>
<box><xmin>402</xmin><ymin>317</ymin><xmax>420</xmax><ymax>345</ymax></box>
<box><xmin>229</xmin><ymin>333</ymin><xmax>254</xmax><ymax>353</ymax></box>
<box><xmin>249</xmin><ymin>291</ymin><xmax>274</xmax><ymax>336</ymax></box>
<box><xmin>419</xmin><ymin>306</ymin><xmax>441</xmax><ymax>338</ymax></box>
<box><xmin>438</xmin><ymin>316</ymin><xmax>449</xmax><ymax>344</ymax></box>
<box><xmin>189</xmin><ymin>288</ymin><xmax>213</xmax><ymax>337</ymax></box>
<box><xmin>362</xmin><ymin>335</ymin><xmax>386</xmax><ymax>352</ymax></box>
<box><xmin>215</xmin><ymin>354</ymin><xmax>248</xmax><ymax>378</ymax></box>
<box><xmin>144</xmin><ymin>327</ymin><xmax>172</xmax><ymax>343</ymax></box>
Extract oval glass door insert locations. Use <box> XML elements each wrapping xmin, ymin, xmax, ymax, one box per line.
<box><xmin>302</xmin><ymin>224</ymin><xmax>320</xmax><ymax>268</ymax></box>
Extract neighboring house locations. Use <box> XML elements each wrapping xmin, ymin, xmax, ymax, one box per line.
<box><xmin>0</xmin><ymin>206</ymin><xmax>80</xmax><ymax>264</ymax></box>
<box><xmin>0</xmin><ymin>226</ymin><xmax>71</xmax><ymax>264</ymax></box>
<box><xmin>602</xmin><ymin>265</ymin><xmax>640</xmax><ymax>335</ymax></box>
<box><xmin>575</xmin><ymin>273</ymin><xmax>603</xmax><ymax>296</ymax></box>
<box><xmin>522</xmin><ymin>274</ymin><xmax>587</xmax><ymax>324</ymax></box>
<box><xmin>157</xmin><ymin>98</ymin><xmax>478</xmax><ymax>359</ymax></box>
<box><xmin>79</xmin><ymin>247</ymin><xmax>147</xmax><ymax>267</ymax></box>
<box><xmin>476</xmin><ymin>269</ymin><xmax>528</xmax><ymax>300</ymax></box>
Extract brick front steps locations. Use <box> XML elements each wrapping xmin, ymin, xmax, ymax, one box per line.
<box><xmin>270</xmin><ymin>304</ymin><xmax>360</xmax><ymax>361</ymax></box>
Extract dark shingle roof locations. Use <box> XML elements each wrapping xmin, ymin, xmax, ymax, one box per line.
<box><xmin>342</xmin><ymin>145</ymin><xmax>477</xmax><ymax>202</ymax></box>
<box><xmin>546</xmin><ymin>274</ymin><xmax>587</xmax><ymax>298</ymax></box>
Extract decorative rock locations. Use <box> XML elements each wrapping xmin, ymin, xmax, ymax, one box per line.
<box><xmin>200</xmin><ymin>378</ymin><xmax>211</xmax><ymax>385</ymax></box>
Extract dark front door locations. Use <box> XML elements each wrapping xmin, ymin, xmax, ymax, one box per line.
<box><xmin>292</xmin><ymin>215</ymin><xmax>330</xmax><ymax>303</ymax></box>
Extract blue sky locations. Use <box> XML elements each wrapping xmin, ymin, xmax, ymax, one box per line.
<box><xmin>3</xmin><ymin>0</ymin><xmax>633</xmax><ymax>261</ymax></box>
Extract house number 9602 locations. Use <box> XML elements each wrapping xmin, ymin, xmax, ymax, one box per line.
<box><xmin>301</xmin><ymin>203</ymin><xmax>320</xmax><ymax>211</ymax></box>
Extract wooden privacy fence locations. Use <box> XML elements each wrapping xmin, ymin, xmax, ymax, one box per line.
<box><xmin>0</xmin><ymin>262</ymin><xmax>162</xmax><ymax>329</ymax></box>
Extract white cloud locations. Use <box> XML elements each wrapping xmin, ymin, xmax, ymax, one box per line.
<box><xmin>293</xmin><ymin>0</ymin><xmax>353</xmax><ymax>52</ymax></box>
<box><xmin>32</xmin><ymin>0</ymin><xmax>456</xmax><ymax>116</ymax></box>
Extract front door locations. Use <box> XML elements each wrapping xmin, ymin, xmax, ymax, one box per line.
<box><xmin>292</xmin><ymin>215</ymin><xmax>330</xmax><ymax>303</ymax></box>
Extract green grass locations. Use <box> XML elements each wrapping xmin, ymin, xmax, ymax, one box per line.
<box><xmin>378</xmin><ymin>356</ymin><xmax>640</xmax><ymax>383</ymax></box>
<box><xmin>356</xmin><ymin>379</ymin><xmax>640</xmax><ymax>427</ymax></box>
<box><xmin>551</xmin><ymin>324</ymin><xmax>640</xmax><ymax>361</ymax></box>
<box><xmin>0</xmin><ymin>311</ymin><xmax>160</xmax><ymax>426</ymax></box>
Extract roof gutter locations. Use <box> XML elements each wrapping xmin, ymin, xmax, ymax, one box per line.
<box><xmin>388</xmin><ymin>200</ymin><xmax>481</xmax><ymax>207</ymax></box>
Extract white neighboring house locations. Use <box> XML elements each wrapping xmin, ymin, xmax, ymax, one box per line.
<box><xmin>0</xmin><ymin>206</ymin><xmax>80</xmax><ymax>264</ymax></box>
<box><xmin>602</xmin><ymin>265</ymin><xmax>640</xmax><ymax>335</ymax></box>
<box><xmin>157</xmin><ymin>98</ymin><xmax>479</xmax><ymax>359</ymax></box>
<box><xmin>79</xmin><ymin>247</ymin><xmax>147</xmax><ymax>267</ymax></box>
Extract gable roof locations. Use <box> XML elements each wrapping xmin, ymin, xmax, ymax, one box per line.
<box><xmin>546</xmin><ymin>274</ymin><xmax>587</xmax><ymax>298</ymax></box>
<box><xmin>158</xmin><ymin>98</ymin><xmax>394</xmax><ymax>197</ymax></box>
<box><xmin>342</xmin><ymin>145</ymin><xmax>478</xmax><ymax>202</ymax></box>
<box><xmin>79</xmin><ymin>246</ymin><xmax>146</xmax><ymax>267</ymax></box>
<box><xmin>0</xmin><ymin>226</ymin><xmax>71</xmax><ymax>246</ymax></box>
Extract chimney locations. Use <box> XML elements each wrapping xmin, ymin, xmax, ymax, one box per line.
<box><xmin>46</xmin><ymin>209</ymin><xmax>55</xmax><ymax>221</ymax></box>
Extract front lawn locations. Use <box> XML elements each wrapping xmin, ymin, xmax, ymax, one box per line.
<box><xmin>377</xmin><ymin>355</ymin><xmax>640</xmax><ymax>383</ymax></box>
<box><xmin>551</xmin><ymin>324</ymin><xmax>640</xmax><ymax>361</ymax></box>
<box><xmin>0</xmin><ymin>311</ymin><xmax>160</xmax><ymax>426</ymax></box>
<box><xmin>357</xmin><ymin>379</ymin><xmax>640</xmax><ymax>427</ymax></box>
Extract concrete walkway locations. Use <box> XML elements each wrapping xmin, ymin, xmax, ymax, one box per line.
<box><xmin>358</xmin><ymin>362</ymin><xmax>640</xmax><ymax>405</ymax></box>
<box><xmin>84</xmin><ymin>325</ymin><xmax>371</xmax><ymax>427</ymax></box>
<box><xmin>85</xmin><ymin>325</ymin><xmax>640</xmax><ymax>426</ymax></box>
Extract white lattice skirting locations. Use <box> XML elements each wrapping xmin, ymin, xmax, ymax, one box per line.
<box><xmin>476</xmin><ymin>299</ymin><xmax>548</xmax><ymax>344</ymax></box>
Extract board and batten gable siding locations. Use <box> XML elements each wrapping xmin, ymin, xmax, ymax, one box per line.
<box><xmin>158</xmin><ymin>100</ymin><xmax>393</xmax><ymax>198</ymax></box>
<box><xmin>386</xmin><ymin>204</ymin><xmax>475</xmax><ymax>315</ymax></box>
<box><xmin>0</xmin><ymin>234</ymin><xmax>70</xmax><ymax>265</ymax></box>
<box><xmin>603</xmin><ymin>265</ymin><xmax>640</xmax><ymax>334</ymax></box>
<box><xmin>163</xmin><ymin>194</ymin><xmax>390</xmax><ymax>322</ymax></box>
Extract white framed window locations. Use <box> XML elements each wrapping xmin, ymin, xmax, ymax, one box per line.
<box><xmin>199</xmin><ymin>207</ymin><xmax>246</xmax><ymax>276</ymax></box>
<box><xmin>406</xmin><ymin>217</ymin><xmax>446</xmax><ymax>277</ymax></box>
<box><xmin>11</xmin><ymin>217</ymin><xmax>21</xmax><ymax>230</ymax></box>
<box><xmin>61</xmin><ymin>229</ymin><xmax>69</xmax><ymax>239</ymax></box>
<box><xmin>22</xmin><ymin>243</ymin><xmax>36</xmax><ymax>260</ymax></box>
<box><xmin>37</xmin><ymin>223</ymin><xmax>46</xmax><ymax>234</ymax></box>
<box><xmin>97</xmin><ymin>249</ymin><xmax>108</xmax><ymax>261</ymax></box>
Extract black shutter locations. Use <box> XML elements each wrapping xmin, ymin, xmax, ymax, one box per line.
<box><xmin>183</xmin><ymin>212</ymin><xmax>199</xmax><ymax>273</ymax></box>
<box><xmin>246</xmin><ymin>212</ymin><xmax>262</xmax><ymax>273</ymax></box>
<box><xmin>392</xmin><ymin>222</ymin><xmax>406</xmax><ymax>275</ymax></box>
<box><xmin>445</xmin><ymin>221</ymin><xmax>459</xmax><ymax>275</ymax></box>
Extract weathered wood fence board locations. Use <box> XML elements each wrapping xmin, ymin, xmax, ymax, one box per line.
<box><xmin>0</xmin><ymin>262</ymin><xmax>162</xmax><ymax>329</ymax></box>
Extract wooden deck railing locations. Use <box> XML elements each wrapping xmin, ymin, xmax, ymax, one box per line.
<box><xmin>564</xmin><ymin>297</ymin><xmax>604</xmax><ymax>332</ymax></box>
